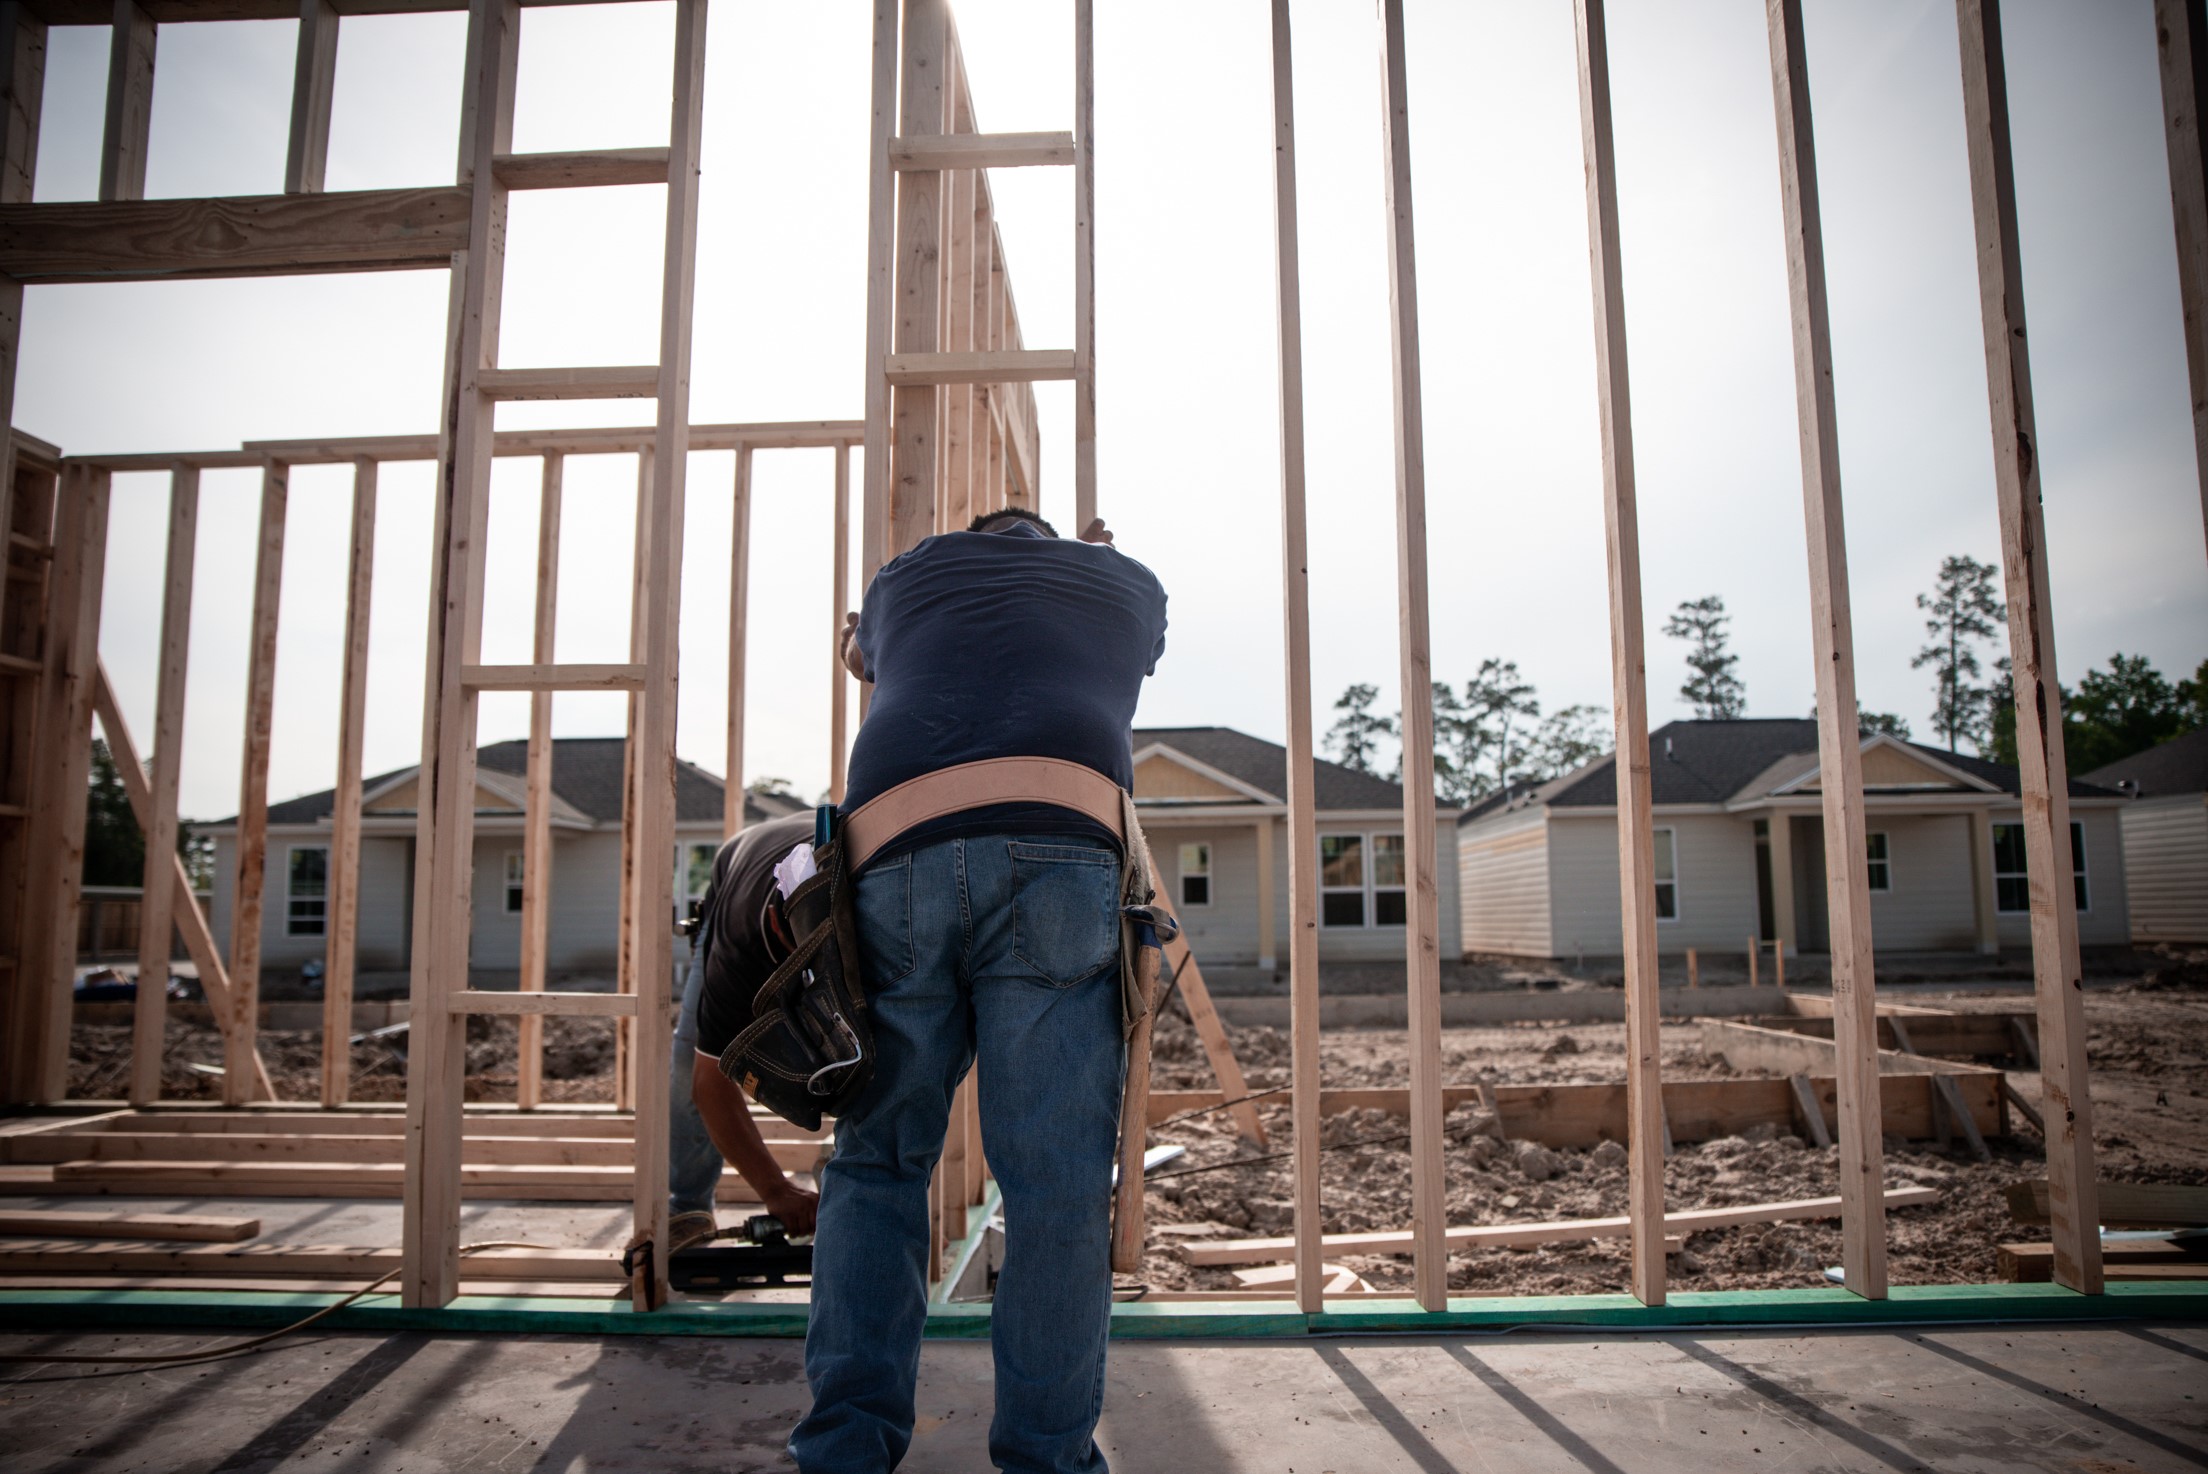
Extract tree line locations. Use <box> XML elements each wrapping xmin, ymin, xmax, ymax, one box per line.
<box><xmin>1326</xmin><ymin>553</ymin><xmax>2204</xmax><ymax>796</ymax></box>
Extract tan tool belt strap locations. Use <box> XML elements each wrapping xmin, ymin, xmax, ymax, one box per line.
<box><xmin>843</xmin><ymin>756</ymin><xmax>1128</xmax><ymax>872</ymax></box>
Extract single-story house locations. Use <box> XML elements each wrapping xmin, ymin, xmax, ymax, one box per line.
<box><xmin>1130</xmin><ymin>726</ymin><xmax>1461</xmax><ymax>969</ymax></box>
<box><xmin>1456</xmin><ymin>718</ymin><xmax>2129</xmax><ymax>961</ymax></box>
<box><xmin>205</xmin><ymin>738</ymin><xmax>807</xmax><ymax>983</ymax></box>
<box><xmin>2084</xmin><ymin>726</ymin><xmax>2208</xmax><ymax>944</ymax></box>
<box><xmin>209</xmin><ymin>727</ymin><xmax>1461</xmax><ymax>983</ymax></box>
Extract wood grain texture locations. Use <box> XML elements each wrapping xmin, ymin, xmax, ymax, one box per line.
<box><xmin>1575</xmin><ymin>0</ymin><xmax>1666</xmax><ymax>1307</ymax></box>
<box><xmin>492</xmin><ymin>147</ymin><xmax>669</xmax><ymax>190</ymax></box>
<box><xmin>91</xmin><ymin>662</ymin><xmax>275</xmax><ymax>1101</ymax></box>
<box><xmin>2156</xmin><ymin>0</ymin><xmax>2208</xmax><ymax>563</ymax></box>
<box><xmin>1954</xmin><ymin>0</ymin><xmax>2102</xmax><ymax>1296</ymax></box>
<box><xmin>1266</xmin><ymin>0</ymin><xmax>1325</xmax><ymax>1317</ymax></box>
<box><xmin>860</xmin><ymin>0</ymin><xmax>899</xmax><ymax>591</ymax></box>
<box><xmin>284</xmin><ymin>0</ymin><xmax>339</xmax><ymax>194</ymax></box>
<box><xmin>1073</xmin><ymin>0</ymin><xmax>1096</xmax><ymax>531</ymax></box>
<box><xmin>322</xmin><ymin>458</ymin><xmax>376</xmax><ymax>1106</ymax></box>
<box><xmin>99</xmin><ymin>1</ymin><xmax>154</xmax><ymax>202</ymax></box>
<box><xmin>1767</xmin><ymin>0</ymin><xmax>1887</xmax><ymax>1298</ymax></box>
<box><xmin>517</xmin><ymin>453</ymin><xmax>561</xmax><ymax>1111</ymax></box>
<box><xmin>1</xmin><ymin>5</ymin><xmax>46</xmax><ymax>205</ymax></box>
<box><xmin>224</xmin><ymin>464</ymin><xmax>288</xmax><ymax>1109</ymax></box>
<box><xmin>0</xmin><ymin>186</ymin><xmax>473</xmax><ymax>283</ymax></box>
<box><xmin>829</xmin><ymin>443</ymin><xmax>850</xmax><ymax>802</ymax></box>
<box><xmin>1374</xmin><ymin>0</ymin><xmax>1447</xmax><ymax>1315</ymax></box>
<box><xmin>725</xmin><ymin>448</ymin><xmax>751</xmax><ymax>837</ymax></box>
<box><xmin>889</xmin><ymin>0</ymin><xmax>946</xmax><ymax>563</ymax></box>
<box><xmin>130</xmin><ymin>467</ymin><xmax>197</xmax><ymax>1106</ymax></box>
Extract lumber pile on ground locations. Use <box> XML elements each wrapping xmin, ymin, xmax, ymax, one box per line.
<box><xmin>0</xmin><ymin>1108</ymin><xmax>827</xmax><ymax>1202</ymax></box>
<box><xmin>1175</xmin><ymin>1187</ymin><xmax>1941</xmax><ymax>1268</ymax></box>
<box><xmin>0</xmin><ymin>1208</ymin><xmax>258</xmax><ymax>1241</ymax></box>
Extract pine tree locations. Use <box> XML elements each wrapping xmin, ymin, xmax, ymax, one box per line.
<box><xmin>1663</xmin><ymin>595</ymin><xmax>1745</xmax><ymax>719</ymax></box>
<box><xmin>83</xmin><ymin>738</ymin><xmax>145</xmax><ymax>887</ymax></box>
<box><xmin>1910</xmin><ymin>554</ymin><xmax>2005</xmax><ymax>752</ymax></box>
<box><xmin>1325</xmin><ymin>683</ymin><xmax>1395</xmax><ymax>776</ymax></box>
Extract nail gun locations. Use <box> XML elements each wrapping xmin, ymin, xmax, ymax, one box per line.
<box><xmin>666</xmin><ymin>1214</ymin><xmax>814</xmax><ymax>1291</ymax></box>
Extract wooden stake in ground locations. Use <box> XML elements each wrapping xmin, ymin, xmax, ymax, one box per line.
<box><xmin>1953</xmin><ymin>0</ymin><xmax>2101</xmax><ymax>1296</ymax></box>
<box><xmin>1575</xmin><ymin>0</ymin><xmax>1666</xmax><ymax>1309</ymax></box>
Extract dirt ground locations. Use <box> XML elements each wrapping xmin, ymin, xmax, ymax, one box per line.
<box><xmin>63</xmin><ymin>948</ymin><xmax>2208</xmax><ymax>1295</ymax></box>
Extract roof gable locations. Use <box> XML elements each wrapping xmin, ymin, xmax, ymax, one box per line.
<box><xmin>1133</xmin><ymin>745</ymin><xmax>1276</xmax><ymax>803</ymax></box>
<box><xmin>1770</xmin><ymin>735</ymin><xmax>2001</xmax><ymax>797</ymax></box>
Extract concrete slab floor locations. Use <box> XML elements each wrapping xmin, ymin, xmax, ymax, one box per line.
<box><xmin>0</xmin><ymin>1322</ymin><xmax>2202</xmax><ymax>1472</ymax></box>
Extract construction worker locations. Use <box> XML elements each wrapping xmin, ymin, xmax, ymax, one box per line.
<box><xmin>672</xmin><ymin>810</ymin><xmax>823</xmax><ymax>1248</ymax></box>
<box><xmin>788</xmin><ymin>506</ymin><xmax>1167</xmax><ymax>1474</ymax></box>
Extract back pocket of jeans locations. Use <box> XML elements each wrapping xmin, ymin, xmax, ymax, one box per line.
<box><xmin>1008</xmin><ymin>842</ymin><xmax>1120</xmax><ymax>989</ymax></box>
<box><xmin>853</xmin><ymin>853</ymin><xmax>914</xmax><ymax>986</ymax></box>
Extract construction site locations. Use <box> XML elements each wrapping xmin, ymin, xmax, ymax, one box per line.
<box><xmin>1</xmin><ymin>2</ymin><xmax>2206</xmax><ymax>1471</ymax></box>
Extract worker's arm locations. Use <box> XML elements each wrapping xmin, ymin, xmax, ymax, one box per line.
<box><xmin>690</xmin><ymin>1051</ymin><xmax>819</xmax><ymax>1236</ymax></box>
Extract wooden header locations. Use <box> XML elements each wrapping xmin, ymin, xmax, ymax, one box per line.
<box><xmin>62</xmin><ymin>420</ymin><xmax>865</xmax><ymax>472</ymax></box>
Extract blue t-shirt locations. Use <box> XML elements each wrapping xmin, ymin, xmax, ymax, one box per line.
<box><xmin>842</xmin><ymin>523</ymin><xmax>1168</xmax><ymax>865</ymax></box>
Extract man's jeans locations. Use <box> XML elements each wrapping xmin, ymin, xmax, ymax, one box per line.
<box><xmin>790</xmin><ymin>833</ymin><xmax>1124</xmax><ymax>1474</ymax></box>
<box><xmin>669</xmin><ymin>931</ymin><xmax>723</xmax><ymax>1216</ymax></box>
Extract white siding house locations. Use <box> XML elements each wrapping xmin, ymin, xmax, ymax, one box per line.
<box><xmin>2086</xmin><ymin>728</ymin><xmax>2208</xmax><ymax>944</ymax></box>
<box><xmin>1458</xmin><ymin>719</ymin><xmax>2130</xmax><ymax>961</ymax></box>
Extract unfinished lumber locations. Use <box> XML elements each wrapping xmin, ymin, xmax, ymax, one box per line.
<box><xmin>226</xmin><ymin>461</ymin><xmax>288</xmax><ymax>1108</ymax></box>
<box><xmin>2000</xmin><ymin>1077</ymin><xmax>2044</xmax><ymax>1135</ymax></box>
<box><xmin>1789</xmin><ymin>1073</ymin><xmax>1832</xmax><ymax>1148</ymax></box>
<box><xmin>90</xmin><ymin>664</ymin><xmax>275</xmax><ymax>1100</ymax></box>
<box><xmin>858</xmin><ymin>0</ymin><xmax>898</xmax><ymax>588</ymax></box>
<box><xmin>1698</xmin><ymin>1018</ymin><xmax>1990</xmax><ymax>1079</ymax></box>
<box><xmin>0</xmin><ymin>1209</ymin><xmax>257</xmax><ymax>1242</ymax></box>
<box><xmin>1999</xmin><ymin>1240</ymin><xmax>2208</xmax><ymax>1283</ymax></box>
<box><xmin>2005</xmin><ymin>1179</ymin><xmax>2208</xmax><ymax>1231</ymax></box>
<box><xmin>1767</xmin><ymin>0</ymin><xmax>1887</xmax><ymax>1300</ymax></box>
<box><xmin>1956</xmin><ymin>0</ymin><xmax>2100</xmax><ymax>1295</ymax></box>
<box><xmin>0</xmin><ymin>1240</ymin><xmax>622</xmax><ymax>1281</ymax></box>
<box><xmin>1576</xmin><ymin>0</ymin><xmax>1666</xmax><ymax>1309</ymax></box>
<box><xmin>2155</xmin><ymin>0</ymin><xmax>2208</xmax><ymax>558</ymax></box>
<box><xmin>1155</xmin><ymin>910</ymin><xmax>1265</xmax><ymax>1146</ymax></box>
<box><xmin>323</xmin><ymin>456</ymin><xmax>376</xmax><ymax>1107</ymax></box>
<box><xmin>1072</xmin><ymin>0</ymin><xmax>1096</xmax><ymax>530</ymax></box>
<box><xmin>725</xmin><ymin>447</ymin><xmax>752</xmax><ymax>836</ymax></box>
<box><xmin>0</xmin><ymin>5</ymin><xmax>45</xmax><ymax>205</ymax></box>
<box><xmin>828</xmin><ymin>442</ymin><xmax>851</xmax><ymax>802</ymax></box>
<box><xmin>131</xmin><ymin>465</ymin><xmax>197</xmax><ymax>1106</ymax></box>
<box><xmin>1373</xmin><ymin>0</ymin><xmax>1447</xmax><ymax>1318</ymax></box>
<box><xmin>284</xmin><ymin>0</ymin><xmax>339</xmax><ymax>194</ymax></box>
<box><xmin>100</xmin><ymin>1</ymin><xmax>155</xmax><ymax>203</ymax></box>
<box><xmin>1178</xmin><ymin>1188</ymin><xmax>1942</xmax><ymax>1268</ymax></box>
<box><xmin>518</xmin><ymin>453</ymin><xmax>562</xmax><ymax>1110</ymax></box>
<box><xmin>405</xmin><ymin>0</ymin><xmax>517</xmax><ymax>1312</ymax></box>
<box><xmin>1263</xmin><ymin>0</ymin><xmax>1324</xmax><ymax>1318</ymax></box>
<box><xmin>0</xmin><ymin>187</ymin><xmax>475</xmax><ymax>284</ymax></box>
<box><xmin>887</xmin><ymin>0</ymin><xmax>947</xmax><ymax>564</ymax></box>
<box><xmin>47</xmin><ymin>1160</ymin><xmax>767</xmax><ymax>1205</ymax></box>
<box><xmin>492</xmin><ymin>147</ymin><xmax>670</xmax><ymax>191</ymax></box>
<box><xmin>2</xmin><ymin>1128</ymin><xmax>821</xmax><ymax>1173</ymax></box>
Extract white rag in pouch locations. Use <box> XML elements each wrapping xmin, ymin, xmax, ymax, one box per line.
<box><xmin>774</xmin><ymin>842</ymin><xmax>818</xmax><ymax>901</ymax></box>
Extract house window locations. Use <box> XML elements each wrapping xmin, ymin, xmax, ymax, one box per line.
<box><xmin>1652</xmin><ymin>827</ymin><xmax>1677</xmax><ymax>921</ymax></box>
<box><xmin>1178</xmin><ymin>842</ymin><xmax>1212</xmax><ymax>908</ymax></box>
<box><xmin>1992</xmin><ymin>820</ymin><xmax>2087</xmax><ymax>914</ymax></box>
<box><xmin>287</xmin><ymin>846</ymin><xmax>328</xmax><ymax>937</ymax></box>
<box><xmin>1372</xmin><ymin>834</ymin><xmax>1407</xmax><ymax>926</ymax></box>
<box><xmin>1320</xmin><ymin>834</ymin><xmax>1365</xmax><ymax>928</ymax></box>
<box><xmin>680</xmin><ymin>842</ymin><xmax>718</xmax><ymax>906</ymax></box>
<box><xmin>1866</xmin><ymin>832</ymin><xmax>1890</xmax><ymax>893</ymax></box>
<box><xmin>504</xmin><ymin>851</ymin><xmax>525</xmax><ymax>914</ymax></box>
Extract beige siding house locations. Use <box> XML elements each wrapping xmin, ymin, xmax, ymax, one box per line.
<box><xmin>2086</xmin><ymin>728</ymin><xmax>2208</xmax><ymax>944</ymax></box>
<box><xmin>1132</xmin><ymin>727</ymin><xmax>1461</xmax><ymax>969</ymax></box>
<box><xmin>1458</xmin><ymin>719</ymin><xmax>2130</xmax><ymax>961</ymax></box>
<box><xmin>205</xmin><ymin>738</ymin><xmax>805</xmax><ymax>984</ymax></box>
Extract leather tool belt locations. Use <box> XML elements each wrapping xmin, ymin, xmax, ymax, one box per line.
<box><xmin>719</xmin><ymin>756</ymin><xmax>1167</xmax><ymax>1131</ymax></box>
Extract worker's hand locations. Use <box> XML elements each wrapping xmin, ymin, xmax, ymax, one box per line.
<box><xmin>838</xmin><ymin>612</ymin><xmax>866</xmax><ymax>682</ymax></box>
<box><xmin>1078</xmin><ymin>518</ymin><xmax>1113</xmax><ymax>546</ymax></box>
<box><xmin>764</xmin><ymin>1181</ymin><xmax>820</xmax><ymax>1238</ymax></box>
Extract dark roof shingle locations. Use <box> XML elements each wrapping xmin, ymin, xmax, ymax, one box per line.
<box><xmin>1133</xmin><ymin>726</ymin><xmax>1421</xmax><ymax>810</ymax></box>
<box><xmin>2082</xmin><ymin>726</ymin><xmax>2208</xmax><ymax>799</ymax></box>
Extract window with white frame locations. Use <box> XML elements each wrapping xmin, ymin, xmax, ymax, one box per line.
<box><xmin>1992</xmin><ymin>820</ymin><xmax>2087</xmax><ymax>914</ymax></box>
<box><xmin>1320</xmin><ymin>834</ymin><xmax>1365</xmax><ymax>928</ymax></box>
<box><xmin>504</xmin><ymin>851</ymin><xmax>525</xmax><ymax>914</ymax></box>
<box><xmin>1866</xmin><ymin>832</ymin><xmax>1891</xmax><ymax>892</ymax></box>
<box><xmin>287</xmin><ymin>846</ymin><xmax>329</xmax><ymax>937</ymax></box>
<box><xmin>1318</xmin><ymin>832</ymin><xmax>1407</xmax><ymax>928</ymax></box>
<box><xmin>1372</xmin><ymin>834</ymin><xmax>1407</xmax><ymax>926</ymax></box>
<box><xmin>1652</xmin><ymin>827</ymin><xmax>1678</xmax><ymax>921</ymax></box>
<box><xmin>1178</xmin><ymin>842</ymin><xmax>1211</xmax><ymax>907</ymax></box>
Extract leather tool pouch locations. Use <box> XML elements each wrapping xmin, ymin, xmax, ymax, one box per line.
<box><xmin>717</xmin><ymin>837</ymin><xmax>875</xmax><ymax>1132</ymax></box>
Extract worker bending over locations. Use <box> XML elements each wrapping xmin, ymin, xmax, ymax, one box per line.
<box><xmin>672</xmin><ymin>811</ymin><xmax>823</xmax><ymax>1244</ymax></box>
<box><xmin>784</xmin><ymin>506</ymin><xmax>1168</xmax><ymax>1474</ymax></box>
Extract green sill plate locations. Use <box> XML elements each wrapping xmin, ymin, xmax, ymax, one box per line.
<box><xmin>0</xmin><ymin>1281</ymin><xmax>2200</xmax><ymax>1340</ymax></box>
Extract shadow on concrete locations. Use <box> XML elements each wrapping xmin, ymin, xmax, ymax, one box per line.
<box><xmin>1312</xmin><ymin>1343</ymin><xmax>1458</xmax><ymax>1474</ymax></box>
<box><xmin>1672</xmin><ymin>1336</ymin><xmax>1927</xmax><ymax>1473</ymax></box>
<box><xmin>2124</xmin><ymin>1326</ymin><xmax>2208</xmax><ymax>1367</ymax></box>
<box><xmin>207</xmin><ymin>1333</ymin><xmax>430</xmax><ymax>1473</ymax></box>
<box><xmin>1440</xmin><ymin>1343</ymin><xmax>1629</xmax><ymax>1474</ymax></box>
<box><xmin>1913</xmin><ymin>1333</ymin><xmax>2208</xmax><ymax>1468</ymax></box>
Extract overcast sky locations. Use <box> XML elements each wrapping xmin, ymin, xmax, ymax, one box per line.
<box><xmin>15</xmin><ymin>0</ymin><xmax>2204</xmax><ymax>822</ymax></box>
